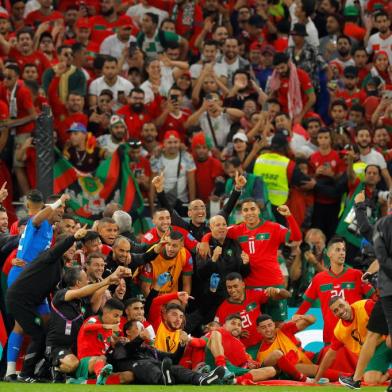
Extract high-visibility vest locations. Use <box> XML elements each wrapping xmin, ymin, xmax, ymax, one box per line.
<box><xmin>253</xmin><ymin>152</ymin><xmax>290</xmax><ymax>206</ymax></box>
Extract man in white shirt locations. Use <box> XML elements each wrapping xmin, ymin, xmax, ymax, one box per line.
<box><xmin>97</xmin><ymin>115</ymin><xmax>127</xmax><ymax>157</ymax></box>
<box><xmin>366</xmin><ymin>10</ymin><xmax>392</xmax><ymax>63</ymax></box>
<box><xmin>89</xmin><ymin>56</ymin><xmax>134</xmax><ymax>111</ymax></box>
<box><xmin>355</xmin><ymin>127</ymin><xmax>392</xmax><ymax>188</ymax></box>
<box><xmin>218</xmin><ymin>38</ymin><xmax>249</xmax><ymax>87</ymax></box>
<box><xmin>100</xmin><ymin>16</ymin><xmax>137</xmax><ymax>61</ymax></box>
<box><xmin>126</xmin><ymin>0</ymin><xmax>168</xmax><ymax>28</ymax></box>
<box><xmin>190</xmin><ymin>40</ymin><xmax>227</xmax><ymax>82</ymax></box>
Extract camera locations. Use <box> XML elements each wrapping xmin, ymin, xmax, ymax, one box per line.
<box><xmin>300</xmin><ymin>242</ymin><xmax>315</xmax><ymax>254</ymax></box>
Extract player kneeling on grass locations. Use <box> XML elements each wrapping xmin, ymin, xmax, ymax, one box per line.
<box><xmin>206</xmin><ymin>313</ymin><xmax>277</xmax><ymax>384</ymax></box>
<box><xmin>315</xmin><ymin>296</ymin><xmax>390</xmax><ymax>385</ymax></box>
<box><xmin>68</xmin><ymin>298</ymin><xmax>134</xmax><ymax>385</ymax></box>
<box><xmin>105</xmin><ymin>319</ymin><xmax>225</xmax><ymax>385</ymax></box>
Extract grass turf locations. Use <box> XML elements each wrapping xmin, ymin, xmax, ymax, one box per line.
<box><xmin>0</xmin><ymin>383</ymin><xmax>388</xmax><ymax>392</ymax></box>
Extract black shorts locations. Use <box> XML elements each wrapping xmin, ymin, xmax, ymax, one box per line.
<box><xmin>46</xmin><ymin>346</ymin><xmax>73</xmax><ymax>366</ymax></box>
<box><xmin>367</xmin><ymin>300</ymin><xmax>389</xmax><ymax>335</ymax></box>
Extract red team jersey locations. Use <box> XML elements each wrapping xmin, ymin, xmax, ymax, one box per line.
<box><xmin>296</xmin><ymin>267</ymin><xmax>374</xmax><ymax>343</ymax></box>
<box><xmin>215</xmin><ymin>289</ymin><xmax>268</xmax><ymax>348</ymax></box>
<box><xmin>227</xmin><ymin>221</ymin><xmax>288</xmax><ymax>287</ymax></box>
<box><xmin>142</xmin><ymin>226</ymin><xmax>198</xmax><ymax>251</ymax></box>
<box><xmin>77</xmin><ymin>316</ymin><xmax>119</xmax><ymax>359</ymax></box>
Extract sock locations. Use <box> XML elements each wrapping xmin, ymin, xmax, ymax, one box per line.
<box><xmin>277</xmin><ymin>355</ymin><xmax>306</xmax><ymax>381</ymax></box>
<box><xmin>323</xmin><ymin>370</ymin><xmax>351</xmax><ymax>382</ymax></box>
<box><xmin>236</xmin><ymin>373</ymin><xmax>254</xmax><ymax>383</ymax></box>
<box><xmin>105</xmin><ymin>375</ymin><xmax>121</xmax><ymax>384</ymax></box>
<box><xmin>93</xmin><ymin>360</ymin><xmax>106</xmax><ymax>377</ymax></box>
<box><xmin>6</xmin><ymin>332</ymin><xmax>23</xmax><ymax>375</ymax></box>
<box><xmin>214</xmin><ymin>355</ymin><xmax>226</xmax><ymax>367</ymax></box>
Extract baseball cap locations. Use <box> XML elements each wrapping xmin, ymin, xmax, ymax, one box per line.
<box><xmin>343</xmin><ymin>65</ymin><xmax>358</xmax><ymax>78</ymax></box>
<box><xmin>128</xmin><ymin>139</ymin><xmax>142</xmax><ymax>148</ymax></box>
<box><xmin>0</xmin><ymin>12</ymin><xmax>8</xmax><ymax>19</ymax></box>
<box><xmin>163</xmin><ymin>130</ymin><xmax>180</xmax><ymax>140</ymax></box>
<box><xmin>343</xmin><ymin>5</ymin><xmax>360</xmax><ymax>16</ymax></box>
<box><xmin>75</xmin><ymin>18</ymin><xmax>91</xmax><ymax>29</ymax></box>
<box><xmin>233</xmin><ymin>132</ymin><xmax>248</xmax><ymax>143</ymax></box>
<box><xmin>271</xmin><ymin>132</ymin><xmax>289</xmax><ymax>149</ymax></box>
<box><xmin>117</xmin><ymin>15</ymin><xmax>133</xmax><ymax>29</ymax></box>
<box><xmin>110</xmin><ymin>115</ymin><xmax>125</xmax><ymax>127</ymax></box>
<box><xmin>261</xmin><ymin>45</ymin><xmax>276</xmax><ymax>55</ymax></box>
<box><xmin>67</xmin><ymin>122</ymin><xmax>87</xmax><ymax>133</ymax></box>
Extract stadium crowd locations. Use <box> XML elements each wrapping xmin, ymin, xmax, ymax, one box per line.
<box><xmin>1</xmin><ymin>0</ymin><xmax>392</xmax><ymax>388</ymax></box>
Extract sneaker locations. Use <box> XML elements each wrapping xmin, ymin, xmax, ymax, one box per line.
<box><xmin>317</xmin><ymin>377</ymin><xmax>330</xmax><ymax>385</ymax></box>
<box><xmin>339</xmin><ymin>375</ymin><xmax>361</xmax><ymax>390</ymax></box>
<box><xmin>199</xmin><ymin>366</ymin><xmax>225</xmax><ymax>385</ymax></box>
<box><xmin>4</xmin><ymin>374</ymin><xmax>17</xmax><ymax>382</ymax></box>
<box><xmin>66</xmin><ymin>377</ymin><xmax>87</xmax><ymax>384</ymax></box>
<box><xmin>96</xmin><ymin>364</ymin><xmax>113</xmax><ymax>385</ymax></box>
<box><xmin>51</xmin><ymin>367</ymin><xmax>66</xmax><ymax>383</ymax></box>
<box><xmin>221</xmin><ymin>367</ymin><xmax>235</xmax><ymax>384</ymax></box>
<box><xmin>17</xmin><ymin>375</ymin><xmax>37</xmax><ymax>383</ymax></box>
<box><xmin>161</xmin><ymin>357</ymin><xmax>173</xmax><ymax>386</ymax></box>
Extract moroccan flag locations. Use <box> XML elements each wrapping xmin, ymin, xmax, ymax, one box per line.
<box><xmin>54</xmin><ymin>144</ymin><xmax>147</xmax><ymax>232</ymax></box>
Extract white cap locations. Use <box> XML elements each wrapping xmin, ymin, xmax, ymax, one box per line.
<box><xmin>232</xmin><ymin>132</ymin><xmax>248</xmax><ymax>143</ymax></box>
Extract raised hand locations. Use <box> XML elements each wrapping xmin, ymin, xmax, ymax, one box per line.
<box><xmin>74</xmin><ymin>224</ymin><xmax>89</xmax><ymax>240</ymax></box>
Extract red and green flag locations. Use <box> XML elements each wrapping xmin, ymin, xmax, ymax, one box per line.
<box><xmin>54</xmin><ymin>144</ymin><xmax>147</xmax><ymax>232</ymax></box>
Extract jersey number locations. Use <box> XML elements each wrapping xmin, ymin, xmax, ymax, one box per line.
<box><xmin>248</xmin><ymin>240</ymin><xmax>256</xmax><ymax>254</ymax></box>
<box><xmin>330</xmin><ymin>289</ymin><xmax>345</xmax><ymax>299</ymax></box>
<box><xmin>241</xmin><ymin>313</ymin><xmax>252</xmax><ymax>328</ymax></box>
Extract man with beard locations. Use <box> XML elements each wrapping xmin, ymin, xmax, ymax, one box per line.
<box><xmin>267</xmin><ymin>52</ymin><xmax>316</xmax><ymax>124</ymax></box>
<box><xmin>140</xmin><ymin>122</ymin><xmax>159</xmax><ymax>158</ymax></box>
<box><xmin>89</xmin><ymin>56</ymin><xmax>134</xmax><ymax>111</ymax></box>
<box><xmin>85</xmin><ymin>253</ymin><xmax>106</xmax><ymax>283</ymax></box>
<box><xmin>354</xmin><ymin>127</ymin><xmax>392</xmax><ymax>188</ymax></box>
<box><xmin>117</xmin><ymin>88</ymin><xmax>160</xmax><ymax>139</ymax></box>
<box><xmin>140</xmin><ymin>231</ymin><xmax>193</xmax><ymax>297</ymax></box>
<box><xmin>333</xmin><ymin>66</ymin><xmax>367</xmax><ymax>108</ymax></box>
<box><xmin>89</xmin><ymin>0</ymin><xmax>136</xmax><ymax>45</ymax></box>
<box><xmin>366</xmin><ymin>10</ymin><xmax>392</xmax><ymax>62</ymax></box>
<box><xmin>42</xmin><ymin>45</ymin><xmax>87</xmax><ymax>102</ymax></box>
<box><xmin>219</xmin><ymin>38</ymin><xmax>249</xmax><ymax>87</ymax></box>
<box><xmin>98</xmin><ymin>115</ymin><xmax>127</xmax><ymax>157</ymax></box>
<box><xmin>0</xmin><ymin>206</ymin><xmax>8</xmax><ymax>233</ymax></box>
<box><xmin>334</xmin><ymin>35</ymin><xmax>355</xmax><ymax>68</ymax></box>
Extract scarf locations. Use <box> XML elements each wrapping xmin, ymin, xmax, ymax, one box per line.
<box><xmin>268</xmin><ymin>61</ymin><xmax>303</xmax><ymax>118</ymax></box>
<box><xmin>59</xmin><ymin>65</ymin><xmax>76</xmax><ymax>104</ymax></box>
<box><xmin>8</xmin><ymin>82</ymin><xmax>19</xmax><ymax>118</ymax></box>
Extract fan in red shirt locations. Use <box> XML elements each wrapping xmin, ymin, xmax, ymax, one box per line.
<box><xmin>7</xmin><ymin>28</ymin><xmax>51</xmax><ymax>83</ymax></box>
<box><xmin>215</xmin><ymin>272</ymin><xmax>290</xmax><ymax>350</ymax></box>
<box><xmin>309</xmin><ymin>128</ymin><xmax>346</xmax><ymax>239</ymax></box>
<box><xmin>117</xmin><ymin>88</ymin><xmax>161</xmax><ymax>139</ymax></box>
<box><xmin>24</xmin><ymin>0</ymin><xmax>64</xmax><ymax>28</ymax></box>
<box><xmin>296</xmin><ymin>236</ymin><xmax>375</xmax><ymax>343</ymax></box>
<box><xmin>269</xmin><ymin>52</ymin><xmax>316</xmax><ymax>124</ymax></box>
<box><xmin>191</xmin><ymin>132</ymin><xmax>224</xmax><ymax>203</ymax></box>
<box><xmin>76</xmin><ymin>298</ymin><xmax>132</xmax><ymax>384</ymax></box>
<box><xmin>205</xmin><ymin>314</ymin><xmax>276</xmax><ymax>384</ymax></box>
<box><xmin>334</xmin><ymin>66</ymin><xmax>367</xmax><ymax>108</ymax></box>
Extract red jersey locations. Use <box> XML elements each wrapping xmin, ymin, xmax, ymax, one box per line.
<box><xmin>214</xmin><ymin>328</ymin><xmax>250</xmax><ymax>367</ymax></box>
<box><xmin>158</xmin><ymin>109</ymin><xmax>191</xmax><ymax>142</ymax></box>
<box><xmin>215</xmin><ymin>289</ymin><xmax>268</xmax><ymax>348</ymax></box>
<box><xmin>147</xmin><ymin>292</ymin><xmax>178</xmax><ymax>332</ymax></box>
<box><xmin>194</xmin><ymin>157</ymin><xmax>223</xmax><ymax>203</ymax></box>
<box><xmin>276</xmin><ymin>68</ymin><xmax>314</xmax><ymax>114</ymax></box>
<box><xmin>0</xmin><ymin>81</ymin><xmax>35</xmax><ymax>134</ymax></box>
<box><xmin>227</xmin><ymin>221</ymin><xmax>289</xmax><ymax>287</ymax></box>
<box><xmin>142</xmin><ymin>226</ymin><xmax>198</xmax><ymax>252</ymax></box>
<box><xmin>297</xmin><ymin>267</ymin><xmax>375</xmax><ymax>343</ymax></box>
<box><xmin>77</xmin><ymin>315</ymin><xmax>119</xmax><ymax>359</ymax></box>
<box><xmin>334</xmin><ymin>89</ymin><xmax>367</xmax><ymax>108</ymax></box>
<box><xmin>309</xmin><ymin>150</ymin><xmax>346</xmax><ymax>204</ymax></box>
<box><xmin>8</xmin><ymin>48</ymin><xmax>51</xmax><ymax>82</ymax></box>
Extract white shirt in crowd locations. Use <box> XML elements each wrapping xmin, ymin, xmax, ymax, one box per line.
<box><xmin>367</xmin><ymin>33</ymin><xmax>392</xmax><ymax>63</ymax></box>
<box><xmin>360</xmin><ymin>148</ymin><xmax>387</xmax><ymax>170</ymax></box>
<box><xmin>97</xmin><ymin>135</ymin><xmax>122</xmax><ymax>156</ymax></box>
<box><xmin>190</xmin><ymin>63</ymin><xmax>228</xmax><ymax>79</ymax></box>
<box><xmin>199</xmin><ymin>112</ymin><xmax>232</xmax><ymax>149</ymax></box>
<box><xmin>100</xmin><ymin>33</ymin><xmax>137</xmax><ymax>66</ymax></box>
<box><xmin>89</xmin><ymin>76</ymin><xmax>134</xmax><ymax>111</ymax></box>
<box><xmin>126</xmin><ymin>3</ymin><xmax>168</xmax><ymax>28</ymax></box>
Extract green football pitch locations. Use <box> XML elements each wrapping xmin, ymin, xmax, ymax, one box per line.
<box><xmin>0</xmin><ymin>384</ymin><xmax>388</xmax><ymax>392</ymax></box>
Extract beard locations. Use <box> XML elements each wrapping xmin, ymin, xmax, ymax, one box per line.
<box><xmin>101</xmin><ymin>6</ymin><xmax>114</xmax><ymax>16</ymax></box>
<box><xmin>338</xmin><ymin>48</ymin><xmax>349</xmax><ymax>57</ymax></box>
<box><xmin>132</xmin><ymin>103</ymin><xmax>144</xmax><ymax>113</ymax></box>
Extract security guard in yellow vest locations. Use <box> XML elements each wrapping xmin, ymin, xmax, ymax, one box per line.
<box><xmin>253</xmin><ymin>132</ymin><xmax>309</xmax><ymax>222</ymax></box>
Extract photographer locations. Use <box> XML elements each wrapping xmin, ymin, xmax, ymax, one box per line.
<box><xmin>288</xmin><ymin>229</ymin><xmax>328</xmax><ymax>307</ymax></box>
